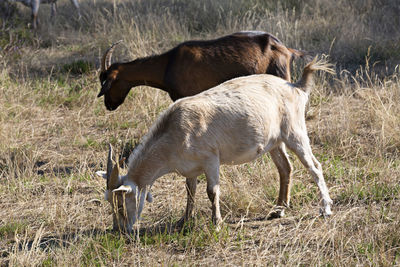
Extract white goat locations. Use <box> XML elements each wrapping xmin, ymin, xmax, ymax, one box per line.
<box><xmin>96</xmin><ymin>58</ymin><xmax>335</xmax><ymax>232</ymax></box>
<box><xmin>7</xmin><ymin>0</ymin><xmax>81</xmax><ymax>29</ymax></box>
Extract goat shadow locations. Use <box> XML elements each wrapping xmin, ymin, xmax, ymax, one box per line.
<box><xmin>2</xmin><ymin>221</ymin><xmax>187</xmax><ymax>257</ymax></box>
<box><xmin>1</xmin><ymin>211</ymin><xmax>322</xmax><ymax>266</ymax></box>
<box><xmin>2</xmin><ymin>214</ymin><xmax>290</xmax><ymax>256</ymax></box>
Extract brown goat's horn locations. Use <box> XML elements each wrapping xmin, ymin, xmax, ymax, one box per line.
<box><xmin>101</xmin><ymin>40</ymin><xmax>123</xmax><ymax>72</ymax></box>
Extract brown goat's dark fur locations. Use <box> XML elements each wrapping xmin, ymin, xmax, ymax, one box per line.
<box><xmin>98</xmin><ymin>31</ymin><xmax>305</xmax><ymax>111</ymax></box>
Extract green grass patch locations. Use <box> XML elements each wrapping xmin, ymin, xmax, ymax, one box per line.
<box><xmin>0</xmin><ymin>221</ymin><xmax>28</xmax><ymax>239</ymax></box>
<box><xmin>82</xmin><ymin>137</ymin><xmax>103</xmax><ymax>149</ymax></box>
<box><xmin>140</xmin><ymin>218</ymin><xmax>230</xmax><ymax>250</ymax></box>
<box><xmin>81</xmin><ymin>233</ymin><xmax>126</xmax><ymax>266</ymax></box>
<box><xmin>69</xmin><ymin>173</ymin><xmax>93</xmax><ymax>183</ymax></box>
<box><xmin>263</xmin><ymin>184</ymin><xmax>279</xmax><ymax>203</ymax></box>
<box><xmin>337</xmin><ymin>182</ymin><xmax>400</xmax><ymax>205</ymax></box>
<box><xmin>33</xmin><ymin>77</ymin><xmax>90</xmax><ymax>109</ymax></box>
<box><xmin>316</xmin><ymin>153</ymin><xmax>348</xmax><ymax>180</ymax></box>
<box><xmin>62</xmin><ymin>60</ymin><xmax>94</xmax><ymax>75</ymax></box>
<box><xmin>290</xmin><ymin>182</ymin><xmax>319</xmax><ymax>208</ymax></box>
<box><xmin>41</xmin><ymin>256</ymin><xmax>56</xmax><ymax>267</ymax></box>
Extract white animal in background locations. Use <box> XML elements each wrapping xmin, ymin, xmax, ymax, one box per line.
<box><xmin>6</xmin><ymin>0</ymin><xmax>81</xmax><ymax>29</ymax></box>
<box><xmin>96</xmin><ymin>58</ymin><xmax>335</xmax><ymax>232</ymax></box>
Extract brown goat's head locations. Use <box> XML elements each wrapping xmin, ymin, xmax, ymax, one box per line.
<box><xmin>98</xmin><ymin>41</ymin><xmax>132</xmax><ymax>111</ymax></box>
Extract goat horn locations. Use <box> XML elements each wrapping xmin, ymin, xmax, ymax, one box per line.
<box><xmin>101</xmin><ymin>40</ymin><xmax>123</xmax><ymax>72</ymax></box>
<box><xmin>109</xmin><ymin>161</ymin><xmax>120</xmax><ymax>190</ymax></box>
<box><xmin>106</xmin><ymin>144</ymin><xmax>120</xmax><ymax>190</ymax></box>
<box><xmin>106</xmin><ymin>144</ymin><xmax>114</xmax><ymax>180</ymax></box>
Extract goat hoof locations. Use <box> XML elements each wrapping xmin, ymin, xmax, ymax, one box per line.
<box><xmin>175</xmin><ymin>217</ymin><xmax>186</xmax><ymax>229</ymax></box>
<box><xmin>319</xmin><ymin>207</ymin><xmax>333</xmax><ymax>217</ymax></box>
<box><xmin>212</xmin><ymin>217</ymin><xmax>223</xmax><ymax>231</ymax></box>
<box><xmin>214</xmin><ymin>221</ymin><xmax>223</xmax><ymax>232</ymax></box>
<box><xmin>267</xmin><ymin>206</ymin><xmax>285</xmax><ymax>220</ymax></box>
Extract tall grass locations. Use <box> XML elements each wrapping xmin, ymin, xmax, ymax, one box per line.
<box><xmin>0</xmin><ymin>0</ymin><xmax>399</xmax><ymax>266</ymax></box>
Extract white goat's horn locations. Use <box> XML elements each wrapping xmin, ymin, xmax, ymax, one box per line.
<box><xmin>109</xmin><ymin>163</ymin><xmax>120</xmax><ymax>190</ymax></box>
<box><xmin>106</xmin><ymin>144</ymin><xmax>113</xmax><ymax>179</ymax></box>
<box><xmin>101</xmin><ymin>40</ymin><xmax>122</xmax><ymax>72</ymax></box>
<box><xmin>106</xmin><ymin>144</ymin><xmax>120</xmax><ymax>190</ymax></box>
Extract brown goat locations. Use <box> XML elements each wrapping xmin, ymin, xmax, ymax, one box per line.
<box><xmin>98</xmin><ymin>31</ymin><xmax>305</xmax><ymax>111</ymax></box>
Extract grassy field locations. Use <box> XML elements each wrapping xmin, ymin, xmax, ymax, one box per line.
<box><xmin>1</xmin><ymin>0</ymin><xmax>400</xmax><ymax>265</ymax></box>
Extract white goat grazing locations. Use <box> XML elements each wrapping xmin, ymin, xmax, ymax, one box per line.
<box><xmin>7</xmin><ymin>0</ymin><xmax>81</xmax><ymax>29</ymax></box>
<box><xmin>96</xmin><ymin>58</ymin><xmax>335</xmax><ymax>232</ymax></box>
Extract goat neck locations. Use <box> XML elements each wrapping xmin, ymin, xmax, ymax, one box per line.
<box><xmin>125</xmin><ymin>132</ymin><xmax>172</xmax><ymax>190</ymax></box>
<box><xmin>118</xmin><ymin>52</ymin><xmax>171</xmax><ymax>90</ymax></box>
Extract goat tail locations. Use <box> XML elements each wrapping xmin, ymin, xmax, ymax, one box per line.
<box><xmin>296</xmin><ymin>56</ymin><xmax>335</xmax><ymax>93</ymax></box>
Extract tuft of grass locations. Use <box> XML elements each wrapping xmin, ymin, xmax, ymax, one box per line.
<box><xmin>337</xmin><ymin>182</ymin><xmax>400</xmax><ymax>205</ymax></box>
<box><xmin>0</xmin><ymin>222</ymin><xmax>28</xmax><ymax>239</ymax></box>
<box><xmin>62</xmin><ymin>60</ymin><xmax>94</xmax><ymax>75</ymax></box>
<box><xmin>81</xmin><ymin>233</ymin><xmax>126</xmax><ymax>266</ymax></box>
<box><xmin>139</xmin><ymin>218</ymin><xmax>231</xmax><ymax>250</ymax></box>
<box><xmin>41</xmin><ymin>256</ymin><xmax>56</xmax><ymax>267</ymax></box>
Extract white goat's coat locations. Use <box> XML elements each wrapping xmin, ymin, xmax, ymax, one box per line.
<box><xmin>132</xmin><ymin>76</ymin><xmax>295</xmax><ymax>176</ymax></box>
<box><xmin>99</xmin><ymin>60</ymin><xmax>334</xmax><ymax>231</ymax></box>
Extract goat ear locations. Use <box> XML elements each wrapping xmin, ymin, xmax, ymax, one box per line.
<box><xmin>288</xmin><ymin>48</ymin><xmax>309</xmax><ymax>60</ymax></box>
<box><xmin>146</xmin><ymin>192</ymin><xmax>153</xmax><ymax>203</ymax></box>
<box><xmin>119</xmin><ymin>157</ymin><xmax>126</xmax><ymax>167</ymax></box>
<box><xmin>112</xmin><ymin>185</ymin><xmax>133</xmax><ymax>193</ymax></box>
<box><xmin>96</xmin><ymin>171</ymin><xmax>107</xmax><ymax>179</ymax></box>
<box><xmin>97</xmin><ymin>80</ymin><xmax>112</xmax><ymax>97</ymax></box>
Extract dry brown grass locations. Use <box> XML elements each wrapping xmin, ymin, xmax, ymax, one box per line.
<box><xmin>1</xmin><ymin>0</ymin><xmax>400</xmax><ymax>266</ymax></box>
